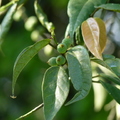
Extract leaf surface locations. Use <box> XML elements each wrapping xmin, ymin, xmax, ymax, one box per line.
<box><xmin>82</xmin><ymin>18</ymin><xmax>107</xmax><ymax>59</ymax></box>
<box><xmin>66</xmin><ymin>0</ymin><xmax>107</xmax><ymax>39</ymax></box>
<box><xmin>12</xmin><ymin>39</ymin><xmax>50</xmax><ymax>97</ymax></box>
<box><xmin>66</xmin><ymin>45</ymin><xmax>92</xmax><ymax>105</ymax></box>
<box><xmin>94</xmin><ymin>18</ymin><xmax>107</xmax><ymax>53</ymax></box>
<box><xmin>42</xmin><ymin>66</ymin><xmax>70</xmax><ymax>120</ymax></box>
<box><xmin>105</xmin><ymin>58</ymin><xmax>120</xmax><ymax>77</ymax></box>
<box><xmin>95</xmin><ymin>3</ymin><xmax>120</xmax><ymax>12</ymax></box>
<box><xmin>100</xmin><ymin>81</ymin><xmax>120</xmax><ymax>104</ymax></box>
<box><xmin>34</xmin><ymin>1</ymin><xmax>55</xmax><ymax>35</ymax></box>
<box><xmin>100</xmin><ymin>74</ymin><xmax>120</xmax><ymax>86</ymax></box>
<box><xmin>0</xmin><ymin>3</ymin><xmax>17</xmax><ymax>46</ymax></box>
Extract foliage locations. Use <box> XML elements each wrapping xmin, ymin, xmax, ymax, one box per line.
<box><xmin>0</xmin><ymin>0</ymin><xmax>120</xmax><ymax>120</ymax></box>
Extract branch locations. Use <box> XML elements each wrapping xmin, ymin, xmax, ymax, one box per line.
<box><xmin>92</xmin><ymin>80</ymin><xmax>100</xmax><ymax>83</ymax></box>
<box><xmin>16</xmin><ymin>103</ymin><xmax>44</xmax><ymax>120</ymax></box>
<box><xmin>92</xmin><ymin>74</ymin><xmax>100</xmax><ymax>78</ymax></box>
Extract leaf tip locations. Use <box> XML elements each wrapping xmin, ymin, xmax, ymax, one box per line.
<box><xmin>10</xmin><ymin>95</ymin><xmax>17</xmax><ymax>99</ymax></box>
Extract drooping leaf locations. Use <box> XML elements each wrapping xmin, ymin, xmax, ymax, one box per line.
<box><xmin>91</xmin><ymin>58</ymin><xmax>112</xmax><ymax>71</ymax></box>
<box><xmin>81</xmin><ymin>17</ymin><xmax>107</xmax><ymax>60</ymax></box>
<box><xmin>12</xmin><ymin>39</ymin><xmax>50</xmax><ymax>97</ymax></box>
<box><xmin>91</xmin><ymin>57</ymin><xmax>120</xmax><ymax>79</ymax></box>
<box><xmin>105</xmin><ymin>58</ymin><xmax>120</xmax><ymax>77</ymax></box>
<box><xmin>0</xmin><ymin>0</ymin><xmax>18</xmax><ymax>12</ymax></box>
<box><xmin>95</xmin><ymin>3</ymin><xmax>120</xmax><ymax>12</ymax></box>
<box><xmin>66</xmin><ymin>0</ymin><xmax>107</xmax><ymax>39</ymax></box>
<box><xmin>100</xmin><ymin>81</ymin><xmax>120</xmax><ymax>104</ymax></box>
<box><xmin>34</xmin><ymin>0</ymin><xmax>55</xmax><ymax>35</ymax></box>
<box><xmin>42</xmin><ymin>66</ymin><xmax>70</xmax><ymax>120</ymax></box>
<box><xmin>66</xmin><ymin>45</ymin><xmax>92</xmax><ymax>105</ymax></box>
<box><xmin>100</xmin><ymin>73</ymin><xmax>120</xmax><ymax>85</ymax></box>
<box><xmin>0</xmin><ymin>3</ymin><xmax>17</xmax><ymax>46</ymax></box>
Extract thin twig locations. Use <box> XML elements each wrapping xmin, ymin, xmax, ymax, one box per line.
<box><xmin>49</xmin><ymin>43</ymin><xmax>57</xmax><ymax>49</ymax></box>
<box><xmin>16</xmin><ymin>103</ymin><xmax>44</xmax><ymax>120</ymax></box>
<box><xmin>92</xmin><ymin>80</ymin><xmax>100</xmax><ymax>83</ymax></box>
<box><xmin>92</xmin><ymin>74</ymin><xmax>100</xmax><ymax>78</ymax></box>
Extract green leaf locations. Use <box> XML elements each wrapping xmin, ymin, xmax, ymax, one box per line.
<box><xmin>66</xmin><ymin>0</ymin><xmax>107</xmax><ymax>39</ymax></box>
<box><xmin>103</xmin><ymin>54</ymin><xmax>115</xmax><ymax>60</ymax></box>
<box><xmin>100</xmin><ymin>73</ymin><xmax>120</xmax><ymax>85</ymax></box>
<box><xmin>95</xmin><ymin>3</ymin><xmax>120</xmax><ymax>12</ymax></box>
<box><xmin>66</xmin><ymin>45</ymin><xmax>92</xmax><ymax>105</ymax></box>
<box><xmin>105</xmin><ymin>58</ymin><xmax>120</xmax><ymax>77</ymax></box>
<box><xmin>91</xmin><ymin>58</ymin><xmax>113</xmax><ymax>71</ymax></box>
<box><xmin>100</xmin><ymin>81</ymin><xmax>120</xmax><ymax>104</ymax></box>
<box><xmin>66</xmin><ymin>52</ymin><xmax>83</xmax><ymax>91</ymax></box>
<box><xmin>0</xmin><ymin>3</ymin><xmax>17</xmax><ymax>46</ymax></box>
<box><xmin>0</xmin><ymin>0</ymin><xmax>18</xmax><ymax>12</ymax></box>
<box><xmin>34</xmin><ymin>0</ymin><xmax>55</xmax><ymax>35</ymax></box>
<box><xmin>81</xmin><ymin>18</ymin><xmax>107</xmax><ymax>60</ymax></box>
<box><xmin>91</xmin><ymin>58</ymin><xmax>120</xmax><ymax>78</ymax></box>
<box><xmin>11</xmin><ymin>39</ymin><xmax>50</xmax><ymax>97</ymax></box>
<box><xmin>42</xmin><ymin>66</ymin><xmax>70</xmax><ymax>120</ymax></box>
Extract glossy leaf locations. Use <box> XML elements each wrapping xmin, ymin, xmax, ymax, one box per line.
<box><xmin>82</xmin><ymin>18</ymin><xmax>107</xmax><ymax>60</ymax></box>
<box><xmin>42</xmin><ymin>66</ymin><xmax>70</xmax><ymax>120</ymax></box>
<box><xmin>66</xmin><ymin>45</ymin><xmax>92</xmax><ymax>105</ymax></box>
<box><xmin>0</xmin><ymin>3</ymin><xmax>17</xmax><ymax>46</ymax></box>
<box><xmin>66</xmin><ymin>0</ymin><xmax>107</xmax><ymax>39</ymax></box>
<box><xmin>12</xmin><ymin>39</ymin><xmax>50</xmax><ymax>97</ymax></box>
<box><xmin>95</xmin><ymin>3</ymin><xmax>120</xmax><ymax>12</ymax></box>
<box><xmin>100</xmin><ymin>81</ymin><xmax>120</xmax><ymax>104</ymax></box>
<box><xmin>34</xmin><ymin>1</ymin><xmax>55</xmax><ymax>34</ymax></box>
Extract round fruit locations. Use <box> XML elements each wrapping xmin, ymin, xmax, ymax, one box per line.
<box><xmin>56</xmin><ymin>55</ymin><xmax>66</xmax><ymax>65</ymax></box>
<box><xmin>62</xmin><ymin>38</ymin><xmax>72</xmax><ymax>48</ymax></box>
<box><xmin>47</xmin><ymin>57</ymin><xmax>57</xmax><ymax>66</ymax></box>
<box><xmin>57</xmin><ymin>43</ymin><xmax>67</xmax><ymax>53</ymax></box>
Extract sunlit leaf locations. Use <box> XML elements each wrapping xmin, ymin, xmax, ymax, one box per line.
<box><xmin>66</xmin><ymin>45</ymin><xmax>92</xmax><ymax>105</ymax></box>
<box><xmin>12</xmin><ymin>39</ymin><xmax>50</xmax><ymax>97</ymax></box>
<box><xmin>94</xmin><ymin>18</ymin><xmax>107</xmax><ymax>53</ymax></box>
<box><xmin>100</xmin><ymin>81</ymin><xmax>120</xmax><ymax>104</ymax></box>
<box><xmin>34</xmin><ymin>0</ymin><xmax>55</xmax><ymax>35</ymax></box>
<box><xmin>42</xmin><ymin>66</ymin><xmax>70</xmax><ymax>120</ymax></box>
<box><xmin>66</xmin><ymin>0</ymin><xmax>107</xmax><ymax>39</ymax></box>
<box><xmin>82</xmin><ymin>18</ymin><xmax>107</xmax><ymax>59</ymax></box>
<box><xmin>95</xmin><ymin>3</ymin><xmax>120</xmax><ymax>12</ymax></box>
<box><xmin>0</xmin><ymin>3</ymin><xmax>17</xmax><ymax>46</ymax></box>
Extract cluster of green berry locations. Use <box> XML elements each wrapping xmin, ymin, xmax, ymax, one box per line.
<box><xmin>48</xmin><ymin>37</ymin><xmax>72</xmax><ymax>66</ymax></box>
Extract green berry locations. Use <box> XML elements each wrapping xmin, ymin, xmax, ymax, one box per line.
<box><xmin>47</xmin><ymin>57</ymin><xmax>57</xmax><ymax>66</ymax></box>
<box><xmin>56</xmin><ymin>55</ymin><xmax>66</xmax><ymax>65</ymax></box>
<box><xmin>62</xmin><ymin>38</ymin><xmax>72</xmax><ymax>48</ymax></box>
<box><xmin>57</xmin><ymin>43</ymin><xmax>67</xmax><ymax>53</ymax></box>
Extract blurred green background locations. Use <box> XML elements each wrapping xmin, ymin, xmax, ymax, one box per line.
<box><xmin>0</xmin><ymin>0</ymin><xmax>120</xmax><ymax>120</ymax></box>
